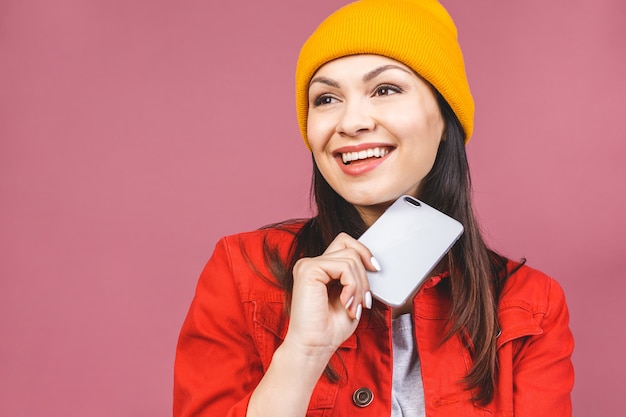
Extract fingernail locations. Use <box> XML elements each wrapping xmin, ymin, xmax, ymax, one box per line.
<box><xmin>355</xmin><ymin>304</ymin><xmax>363</xmax><ymax>321</ymax></box>
<box><xmin>364</xmin><ymin>291</ymin><xmax>373</xmax><ymax>309</ymax></box>
<box><xmin>371</xmin><ymin>256</ymin><xmax>381</xmax><ymax>271</ymax></box>
<box><xmin>345</xmin><ymin>296</ymin><xmax>354</xmax><ymax>310</ymax></box>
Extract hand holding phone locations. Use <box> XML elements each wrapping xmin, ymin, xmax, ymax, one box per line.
<box><xmin>357</xmin><ymin>195</ymin><xmax>464</xmax><ymax>307</ymax></box>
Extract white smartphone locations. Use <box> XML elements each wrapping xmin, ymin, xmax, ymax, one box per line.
<box><xmin>357</xmin><ymin>195</ymin><xmax>464</xmax><ymax>307</ymax></box>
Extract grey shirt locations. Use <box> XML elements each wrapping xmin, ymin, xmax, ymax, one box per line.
<box><xmin>391</xmin><ymin>313</ymin><xmax>426</xmax><ymax>417</ymax></box>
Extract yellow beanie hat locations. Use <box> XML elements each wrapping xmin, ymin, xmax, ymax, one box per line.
<box><xmin>295</xmin><ymin>0</ymin><xmax>474</xmax><ymax>148</ymax></box>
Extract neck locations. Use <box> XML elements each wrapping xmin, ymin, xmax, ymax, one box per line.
<box><xmin>355</xmin><ymin>202</ymin><xmax>392</xmax><ymax>228</ymax></box>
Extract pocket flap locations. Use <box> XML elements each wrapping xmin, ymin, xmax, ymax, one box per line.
<box><xmin>497</xmin><ymin>306</ymin><xmax>543</xmax><ymax>349</ymax></box>
<box><xmin>253</xmin><ymin>300</ymin><xmax>289</xmax><ymax>340</ymax></box>
<box><xmin>253</xmin><ymin>300</ymin><xmax>358</xmax><ymax>349</ymax></box>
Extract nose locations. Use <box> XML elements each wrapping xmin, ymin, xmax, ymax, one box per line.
<box><xmin>336</xmin><ymin>100</ymin><xmax>375</xmax><ymax>137</ymax></box>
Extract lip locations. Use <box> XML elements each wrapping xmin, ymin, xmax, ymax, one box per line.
<box><xmin>333</xmin><ymin>143</ymin><xmax>395</xmax><ymax>176</ymax></box>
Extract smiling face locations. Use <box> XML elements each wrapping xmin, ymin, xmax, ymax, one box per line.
<box><xmin>307</xmin><ymin>54</ymin><xmax>445</xmax><ymax>225</ymax></box>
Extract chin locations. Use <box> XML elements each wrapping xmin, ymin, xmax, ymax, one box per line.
<box><xmin>346</xmin><ymin>193</ymin><xmax>398</xmax><ymax>211</ymax></box>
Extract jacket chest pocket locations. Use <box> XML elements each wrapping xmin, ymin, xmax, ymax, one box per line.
<box><xmin>251</xmin><ymin>300</ymin><xmax>339</xmax><ymax>414</ymax></box>
<box><xmin>496</xmin><ymin>305</ymin><xmax>544</xmax><ymax>391</ymax></box>
<box><xmin>496</xmin><ymin>305</ymin><xmax>543</xmax><ymax>359</ymax></box>
<box><xmin>477</xmin><ymin>305</ymin><xmax>543</xmax><ymax>416</ymax></box>
<box><xmin>251</xmin><ymin>300</ymin><xmax>288</xmax><ymax>370</ymax></box>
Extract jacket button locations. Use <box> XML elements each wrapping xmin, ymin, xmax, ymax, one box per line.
<box><xmin>352</xmin><ymin>387</ymin><xmax>374</xmax><ymax>407</ymax></box>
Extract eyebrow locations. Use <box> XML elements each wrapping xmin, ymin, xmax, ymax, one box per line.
<box><xmin>309</xmin><ymin>76</ymin><xmax>340</xmax><ymax>88</ymax></box>
<box><xmin>363</xmin><ymin>64</ymin><xmax>412</xmax><ymax>82</ymax></box>
<box><xmin>309</xmin><ymin>64</ymin><xmax>412</xmax><ymax>89</ymax></box>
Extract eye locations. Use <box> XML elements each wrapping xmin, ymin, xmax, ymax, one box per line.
<box><xmin>312</xmin><ymin>94</ymin><xmax>339</xmax><ymax>107</ymax></box>
<box><xmin>373</xmin><ymin>84</ymin><xmax>402</xmax><ymax>97</ymax></box>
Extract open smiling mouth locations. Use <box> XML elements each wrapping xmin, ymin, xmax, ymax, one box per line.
<box><xmin>340</xmin><ymin>147</ymin><xmax>392</xmax><ymax>165</ymax></box>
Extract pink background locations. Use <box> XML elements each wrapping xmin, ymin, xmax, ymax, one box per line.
<box><xmin>1</xmin><ymin>0</ymin><xmax>624</xmax><ymax>415</ymax></box>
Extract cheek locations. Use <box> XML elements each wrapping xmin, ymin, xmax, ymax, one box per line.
<box><xmin>307</xmin><ymin>117</ymin><xmax>333</xmax><ymax>174</ymax></box>
<box><xmin>408</xmin><ymin>108</ymin><xmax>444</xmax><ymax>150</ymax></box>
<box><xmin>307</xmin><ymin>114</ymin><xmax>341</xmax><ymax>160</ymax></box>
<box><xmin>392</xmin><ymin>112</ymin><xmax>443</xmax><ymax>175</ymax></box>
<box><xmin>428</xmin><ymin>111</ymin><xmax>445</xmax><ymax>141</ymax></box>
<box><xmin>390</xmin><ymin>112</ymin><xmax>443</xmax><ymax>149</ymax></box>
<box><xmin>306</xmin><ymin>113</ymin><xmax>327</xmax><ymax>151</ymax></box>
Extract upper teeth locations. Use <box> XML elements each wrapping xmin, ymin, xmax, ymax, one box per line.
<box><xmin>341</xmin><ymin>147</ymin><xmax>389</xmax><ymax>164</ymax></box>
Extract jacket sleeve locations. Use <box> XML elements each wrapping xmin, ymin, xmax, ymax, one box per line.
<box><xmin>512</xmin><ymin>278</ymin><xmax>575</xmax><ymax>416</ymax></box>
<box><xmin>173</xmin><ymin>236</ymin><xmax>263</xmax><ymax>417</ymax></box>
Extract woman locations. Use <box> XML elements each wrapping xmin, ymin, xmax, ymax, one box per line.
<box><xmin>174</xmin><ymin>1</ymin><xmax>574</xmax><ymax>416</ymax></box>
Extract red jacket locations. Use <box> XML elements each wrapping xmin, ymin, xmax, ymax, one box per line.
<box><xmin>174</xmin><ymin>226</ymin><xmax>574</xmax><ymax>416</ymax></box>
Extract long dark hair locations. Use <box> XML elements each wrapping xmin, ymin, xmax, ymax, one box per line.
<box><xmin>260</xmin><ymin>90</ymin><xmax>517</xmax><ymax>405</ymax></box>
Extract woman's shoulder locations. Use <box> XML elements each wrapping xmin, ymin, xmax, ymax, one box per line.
<box><xmin>218</xmin><ymin>219</ymin><xmax>306</xmax><ymax>256</ymax></box>
<box><xmin>208</xmin><ymin>219</ymin><xmax>306</xmax><ymax>279</ymax></box>
<box><xmin>499</xmin><ymin>260</ymin><xmax>569</xmax><ymax>315</ymax></box>
<box><xmin>196</xmin><ymin>220</ymin><xmax>307</xmax><ymax>302</ymax></box>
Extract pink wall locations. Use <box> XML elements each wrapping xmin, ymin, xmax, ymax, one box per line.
<box><xmin>1</xmin><ymin>0</ymin><xmax>624</xmax><ymax>415</ymax></box>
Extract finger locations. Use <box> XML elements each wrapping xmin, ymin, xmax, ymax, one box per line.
<box><xmin>332</xmin><ymin>254</ymin><xmax>369</xmax><ymax>317</ymax></box>
<box><xmin>297</xmin><ymin>236</ymin><xmax>375</xmax><ymax>316</ymax></box>
<box><xmin>325</xmin><ymin>247</ymin><xmax>374</xmax><ymax>310</ymax></box>
<box><xmin>317</xmin><ymin>250</ymin><xmax>367</xmax><ymax>301</ymax></box>
<box><xmin>324</xmin><ymin>233</ymin><xmax>382</xmax><ymax>273</ymax></box>
<box><xmin>296</xmin><ymin>256</ymin><xmax>365</xmax><ymax>318</ymax></box>
<box><xmin>339</xmin><ymin>285</ymin><xmax>364</xmax><ymax>320</ymax></box>
<box><xmin>321</xmin><ymin>247</ymin><xmax>374</xmax><ymax>313</ymax></box>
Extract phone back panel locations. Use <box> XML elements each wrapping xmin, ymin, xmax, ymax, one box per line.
<box><xmin>358</xmin><ymin>196</ymin><xmax>464</xmax><ymax>307</ymax></box>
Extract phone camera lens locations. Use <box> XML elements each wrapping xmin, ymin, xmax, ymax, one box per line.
<box><xmin>404</xmin><ymin>196</ymin><xmax>421</xmax><ymax>207</ymax></box>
